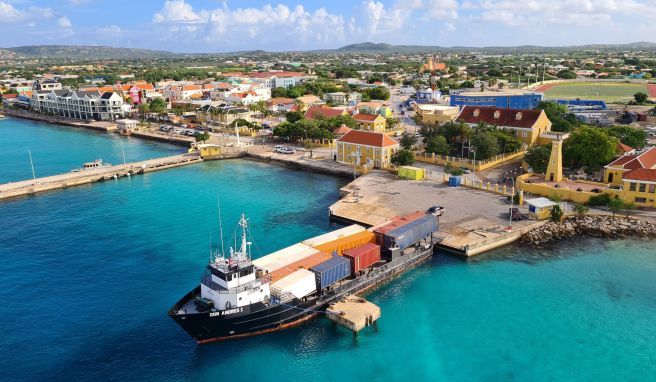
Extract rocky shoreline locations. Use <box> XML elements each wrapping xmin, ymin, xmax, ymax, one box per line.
<box><xmin>521</xmin><ymin>215</ymin><xmax>656</xmax><ymax>245</ymax></box>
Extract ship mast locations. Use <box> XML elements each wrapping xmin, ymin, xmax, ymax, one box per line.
<box><xmin>230</xmin><ymin>213</ymin><xmax>251</xmax><ymax>262</ymax></box>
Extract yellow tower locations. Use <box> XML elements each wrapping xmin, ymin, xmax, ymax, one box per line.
<box><xmin>545</xmin><ymin>138</ymin><xmax>563</xmax><ymax>182</ymax></box>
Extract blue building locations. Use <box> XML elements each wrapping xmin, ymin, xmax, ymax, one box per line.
<box><xmin>555</xmin><ymin>99</ymin><xmax>607</xmax><ymax>110</ymax></box>
<box><xmin>449</xmin><ymin>90</ymin><xmax>543</xmax><ymax>109</ymax></box>
<box><xmin>416</xmin><ymin>88</ymin><xmax>441</xmax><ymax>103</ymax></box>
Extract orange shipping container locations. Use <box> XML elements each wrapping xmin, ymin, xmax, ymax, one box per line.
<box><xmin>269</xmin><ymin>251</ymin><xmax>332</xmax><ymax>283</ymax></box>
<box><xmin>312</xmin><ymin>230</ymin><xmax>376</xmax><ymax>256</ymax></box>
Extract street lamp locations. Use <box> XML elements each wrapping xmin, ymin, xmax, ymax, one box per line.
<box><xmin>508</xmin><ymin>176</ymin><xmax>516</xmax><ymax>231</ymax></box>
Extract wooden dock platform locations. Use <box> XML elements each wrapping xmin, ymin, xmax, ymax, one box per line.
<box><xmin>326</xmin><ymin>295</ymin><xmax>381</xmax><ymax>333</ymax></box>
<box><xmin>0</xmin><ymin>153</ymin><xmax>202</xmax><ymax>201</ymax></box>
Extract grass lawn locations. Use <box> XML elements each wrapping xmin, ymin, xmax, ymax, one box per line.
<box><xmin>543</xmin><ymin>82</ymin><xmax>648</xmax><ymax>102</ymax></box>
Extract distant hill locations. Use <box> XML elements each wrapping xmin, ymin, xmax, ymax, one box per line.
<box><xmin>335</xmin><ymin>41</ymin><xmax>656</xmax><ymax>54</ymax></box>
<box><xmin>6</xmin><ymin>45</ymin><xmax>176</xmax><ymax>59</ymax></box>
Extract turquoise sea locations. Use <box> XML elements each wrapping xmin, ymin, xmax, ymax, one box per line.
<box><xmin>0</xmin><ymin>117</ymin><xmax>181</xmax><ymax>183</ymax></box>
<box><xmin>0</xmin><ymin>118</ymin><xmax>655</xmax><ymax>381</ymax></box>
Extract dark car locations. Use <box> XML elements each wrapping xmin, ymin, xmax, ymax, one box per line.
<box><xmin>509</xmin><ymin>207</ymin><xmax>525</xmax><ymax>221</ymax></box>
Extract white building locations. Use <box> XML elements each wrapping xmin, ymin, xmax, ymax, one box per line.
<box><xmin>31</xmin><ymin>90</ymin><xmax>128</xmax><ymax>121</ymax></box>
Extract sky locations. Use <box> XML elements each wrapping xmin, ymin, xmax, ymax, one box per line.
<box><xmin>0</xmin><ymin>0</ymin><xmax>654</xmax><ymax>52</ymax></box>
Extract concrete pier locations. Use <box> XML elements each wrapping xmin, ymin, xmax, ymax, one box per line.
<box><xmin>326</xmin><ymin>295</ymin><xmax>381</xmax><ymax>333</ymax></box>
<box><xmin>329</xmin><ymin>171</ymin><xmax>543</xmax><ymax>257</ymax></box>
<box><xmin>0</xmin><ymin>153</ymin><xmax>202</xmax><ymax>201</ymax></box>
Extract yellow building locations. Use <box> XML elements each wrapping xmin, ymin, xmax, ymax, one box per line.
<box><xmin>353</xmin><ymin>113</ymin><xmax>386</xmax><ymax>133</ymax></box>
<box><xmin>336</xmin><ymin>130</ymin><xmax>400</xmax><ymax>169</ymax></box>
<box><xmin>456</xmin><ymin>106</ymin><xmax>552</xmax><ymax>146</ymax></box>
<box><xmin>415</xmin><ymin>104</ymin><xmax>459</xmax><ymax>125</ymax></box>
<box><xmin>619</xmin><ymin>168</ymin><xmax>656</xmax><ymax>207</ymax></box>
<box><xmin>603</xmin><ymin>147</ymin><xmax>656</xmax><ymax>186</ymax></box>
<box><xmin>545</xmin><ymin>137</ymin><xmax>563</xmax><ymax>182</ymax></box>
<box><xmin>527</xmin><ymin>197</ymin><xmax>558</xmax><ymax>219</ymax></box>
<box><xmin>197</xmin><ymin>144</ymin><xmax>222</xmax><ymax>159</ymax></box>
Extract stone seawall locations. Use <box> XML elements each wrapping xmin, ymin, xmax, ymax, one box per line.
<box><xmin>521</xmin><ymin>215</ymin><xmax>656</xmax><ymax>245</ymax></box>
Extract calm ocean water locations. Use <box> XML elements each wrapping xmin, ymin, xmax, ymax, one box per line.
<box><xmin>0</xmin><ymin>117</ymin><xmax>181</xmax><ymax>183</ymax></box>
<box><xmin>0</xmin><ymin>119</ymin><xmax>655</xmax><ymax>381</ymax></box>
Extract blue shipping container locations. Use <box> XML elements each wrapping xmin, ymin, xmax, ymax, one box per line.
<box><xmin>381</xmin><ymin>214</ymin><xmax>438</xmax><ymax>253</ymax></box>
<box><xmin>448</xmin><ymin>176</ymin><xmax>461</xmax><ymax>187</ymax></box>
<box><xmin>310</xmin><ymin>255</ymin><xmax>351</xmax><ymax>289</ymax></box>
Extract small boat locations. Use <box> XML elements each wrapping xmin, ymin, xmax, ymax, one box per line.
<box><xmin>72</xmin><ymin>159</ymin><xmax>111</xmax><ymax>172</ymax></box>
<box><xmin>0</xmin><ymin>114</ymin><xmax>5</xmax><ymax>119</ymax></box>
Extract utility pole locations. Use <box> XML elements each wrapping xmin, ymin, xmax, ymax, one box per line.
<box><xmin>28</xmin><ymin>149</ymin><xmax>36</xmax><ymax>184</ymax></box>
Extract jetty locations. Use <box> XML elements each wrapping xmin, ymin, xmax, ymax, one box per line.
<box><xmin>0</xmin><ymin>153</ymin><xmax>201</xmax><ymax>201</ymax></box>
<box><xmin>326</xmin><ymin>295</ymin><xmax>381</xmax><ymax>333</ymax></box>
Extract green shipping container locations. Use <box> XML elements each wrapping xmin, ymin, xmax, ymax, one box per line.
<box><xmin>398</xmin><ymin>166</ymin><xmax>424</xmax><ymax>180</ymax></box>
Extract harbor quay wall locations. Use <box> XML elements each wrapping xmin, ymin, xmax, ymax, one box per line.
<box><xmin>2</xmin><ymin>108</ymin><xmax>117</xmax><ymax>132</ymax></box>
<box><xmin>516</xmin><ymin>173</ymin><xmax>621</xmax><ymax>204</ymax></box>
<box><xmin>245</xmin><ymin>152</ymin><xmax>354</xmax><ymax>179</ymax></box>
<box><xmin>521</xmin><ymin>214</ymin><xmax>656</xmax><ymax>246</ymax></box>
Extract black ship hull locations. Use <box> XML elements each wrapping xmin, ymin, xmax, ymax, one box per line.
<box><xmin>169</xmin><ymin>245</ymin><xmax>435</xmax><ymax>343</ymax></box>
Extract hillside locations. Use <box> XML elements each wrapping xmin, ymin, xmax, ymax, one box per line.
<box><xmin>6</xmin><ymin>45</ymin><xmax>176</xmax><ymax>59</ymax></box>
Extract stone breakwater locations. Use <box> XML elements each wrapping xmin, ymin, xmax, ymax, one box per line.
<box><xmin>521</xmin><ymin>215</ymin><xmax>656</xmax><ymax>245</ymax></box>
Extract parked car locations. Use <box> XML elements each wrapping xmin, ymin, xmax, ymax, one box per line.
<box><xmin>427</xmin><ymin>206</ymin><xmax>445</xmax><ymax>217</ymax></box>
<box><xmin>509</xmin><ymin>207</ymin><xmax>525</xmax><ymax>221</ymax></box>
<box><xmin>277</xmin><ymin>147</ymin><xmax>295</xmax><ymax>154</ymax></box>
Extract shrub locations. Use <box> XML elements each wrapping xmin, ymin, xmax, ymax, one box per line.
<box><xmin>587</xmin><ymin>193</ymin><xmax>611</xmax><ymax>206</ymax></box>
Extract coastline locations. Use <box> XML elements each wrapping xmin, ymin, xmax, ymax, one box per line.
<box><xmin>520</xmin><ymin>214</ymin><xmax>656</xmax><ymax>246</ymax></box>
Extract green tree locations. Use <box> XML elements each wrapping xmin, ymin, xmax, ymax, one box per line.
<box><xmin>138</xmin><ymin>103</ymin><xmax>150</xmax><ymax>121</ymax></box>
<box><xmin>563</xmin><ymin>127</ymin><xmax>619</xmax><ymax>171</ymax></box>
<box><xmin>148</xmin><ymin>97</ymin><xmax>167</xmax><ymax>119</ymax></box>
<box><xmin>400</xmin><ymin>133</ymin><xmax>417</xmax><ymax>149</ymax></box>
<box><xmin>550</xmin><ymin>204</ymin><xmax>564</xmax><ymax>222</ymax></box>
<box><xmin>391</xmin><ymin>149</ymin><xmax>415</xmax><ymax>166</ymax></box>
<box><xmin>195</xmin><ymin>131</ymin><xmax>210</xmax><ymax>142</ymax></box>
<box><xmin>386</xmin><ymin>117</ymin><xmax>399</xmax><ymax>131</ymax></box>
<box><xmin>285</xmin><ymin>110</ymin><xmax>303</xmax><ymax>123</ymax></box>
<box><xmin>634</xmin><ymin>92</ymin><xmax>648</xmax><ymax>104</ymax></box>
<box><xmin>271</xmin><ymin>87</ymin><xmax>288</xmax><ymax>98</ymax></box>
<box><xmin>557</xmin><ymin>70</ymin><xmax>577</xmax><ymax>79</ymax></box>
<box><xmin>608</xmin><ymin>197</ymin><xmax>624</xmax><ymax>216</ymax></box>
<box><xmin>470</xmin><ymin>131</ymin><xmax>500</xmax><ymax>160</ymax></box>
<box><xmin>524</xmin><ymin>145</ymin><xmax>551</xmax><ymax>173</ymax></box>
<box><xmin>460</xmin><ymin>80</ymin><xmax>474</xmax><ymax>88</ymax></box>
<box><xmin>364</xmin><ymin>87</ymin><xmax>390</xmax><ymax>100</ymax></box>
<box><xmin>607</xmin><ymin>126</ymin><xmax>647</xmax><ymax>149</ymax></box>
<box><xmin>573</xmin><ymin>203</ymin><xmax>589</xmax><ymax>218</ymax></box>
<box><xmin>425</xmin><ymin>135</ymin><xmax>451</xmax><ymax>155</ymax></box>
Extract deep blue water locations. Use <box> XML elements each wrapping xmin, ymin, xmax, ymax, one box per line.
<box><xmin>0</xmin><ymin>117</ymin><xmax>181</xmax><ymax>183</ymax></box>
<box><xmin>1</xmin><ymin>120</ymin><xmax>655</xmax><ymax>381</ymax></box>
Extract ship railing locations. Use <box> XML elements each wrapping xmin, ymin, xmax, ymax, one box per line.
<box><xmin>200</xmin><ymin>275</ymin><xmax>262</xmax><ymax>294</ymax></box>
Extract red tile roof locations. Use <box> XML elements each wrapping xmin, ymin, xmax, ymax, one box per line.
<box><xmin>354</xmin><ymin>113</ymin><xmax>382</xmax><ymax>122</ymax></box>
<box><xmin>268</xmin><ymin>97</ymin><xmax>295</xmax><ymax>105</ymax></box>
<box><xmin>333</xmin><ymin>125</ymin><xmax>352</xmax><ymax>135</ymax></box>
<box><xmin>617</xmin><ymin>143</ymin><xmax>634</xmax><ymax>154</ymax></box>
<box><xmin>606</xmin><ymin>147</ymin><xmax>656</xmax><ymax>170</ymax></box>
<box><xmin>304</xmin><ymin>105</ymin><xmax>346</xmax><ymax>120</ymax></box>
<box><xmin>337</xmin><ymin>130</ymin><xmax>398</xmax><ymax>147</ymax></box>
<box><xmin>456</xmin><ymin>106</ymin><xmax>543</xmax><ymax>128</ymax></box>
<box><xmin>623</xmin><ymin>168</ymin><xmax>656</xmax><ymax>182</ymax></box>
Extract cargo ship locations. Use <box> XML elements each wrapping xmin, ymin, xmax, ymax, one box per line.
<box><xmin>169</xmin><ymin>211</ymin><xmax>439</xmax><ymax>343</ymax></box>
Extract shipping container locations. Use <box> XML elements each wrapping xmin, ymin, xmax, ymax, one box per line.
<box><xmin>379</xmin><ymin>214</ymin><xmax>438</xmax><ymax>257</ymax></box>
<box><xmin>252</xmin><ymin>243</ymin><xmax>319</xmax><ymax>273</ymax></box>
<box><xmin>270</xmin><ymin>268</ymin><xmax>317</xmax><ymax>303</ymax></box>
<box><xmin>268</xmin><ymin>251</ymin><xmax>332</xmax><ymax>282</ymax></box>
<box><xmin>343</xmin><ymin>243</ymin><xmax>381</xmax><ymax>274</ymax></box>
<box><xmin>372</xmin><ymin>211</ymin><xmax>426</xmax><ymax>236</ymax></box>
<box><xmin>301</xmin><ymin>225</ymin><xmax>366</xmax><ymax>248</ymax></box>
<box><xmin>312</xmin><ymin>230</ymin><xmax>376</xmax><ymax>256</ymax></box>
<box><xmin>397</xmin><ymin>166</ymin><xmax>425</xmax><ymax>180</ymax></box>
<box><xmin>310</xmin><ymin>255</ymin><xmax>352</xmax><ymax>290</ymax></box>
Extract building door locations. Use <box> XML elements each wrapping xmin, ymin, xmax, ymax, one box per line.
<box><xmin>549</xmin><ymin>173</ymin><xmax>554</xmax><ymax>181</ymax></box>
<box><xmin>608</xmin><ymin>173</ymin><xmax>613</xmax><ymax>183</ymax></box>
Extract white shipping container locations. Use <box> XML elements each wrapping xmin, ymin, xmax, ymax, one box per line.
<box><xmin>253</xmin><ymin>243</ymin><xmax>319</xmax><ymax>272</ymax></box>
<box><xmin>270</xmin><ymin>268</ymin><xmax>317</xmax><ymax>302</ymax></box>
<box><xmin>301</xmin><ymin>225</ymin><xmax>366</xmax><ymax>247</ymax></box>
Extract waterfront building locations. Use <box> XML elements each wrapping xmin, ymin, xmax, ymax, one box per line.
<box><xmin>31</xmin><ymin>90</ymin><xmax>127</xmax><ymax>121</ymax></box>
<box><xmin>604</xmin><ymin>147</ymin><xmax>656</xmax><ymax>186</ymax></box>
<box><xmin>415</xmin><ymin>104</ymin><xmax>459</xmax><ymax>125</ymax></box>
<box><xmin>456</xmin><ymin>106</ymin><xmax>552</xmax><ymax>146</ymax></box>
<box><xmin>336</xmin><ymin>130</ymin><xmax>399</xmax><ymax>169</ymax></box>
<box><xmin>353</xmin><ymin>113</ymin><xmax>387</xmax><ymax>133</ymax></box>
<box><xmin>527</xmin><ymin>197</ymin><xmax>558</xmax><ymax>219</ymax></box>
<box><xmin>450</xmin><ymin>90</ymin><xmax>543</xmax><ymax>109</ymax></box>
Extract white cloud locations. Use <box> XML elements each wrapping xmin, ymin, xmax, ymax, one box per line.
<box><xmin>153</xmin><ymin>1</ymin><xmax>346</xmax><ymax>48</ymax></box>
<box><xmin>0</xmin><ymin>2</ymin><xmax>55</xmax><ymax>24</ymax></box>
<box><xmin>97</xmin><ymin>25</ymin><xmax>121</xmax><ymax>34</ymax></box>
<box><xmin>57</xmin><ymin>17</ymin><xmax>72</xmax><ymax>28</ymax></box>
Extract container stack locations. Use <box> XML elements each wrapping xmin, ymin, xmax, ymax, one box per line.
<box><xmin>270</xmin><ymin>268</ymin><xmax>317</xmax><ymax>303</ymax></box>
<box><xmin>372</xmin><ymin>212</ymin><xmax>438</xmax><ymax>260</ymax></box>
<box><xmin>253</xmin><ymin>243</ymin><xmax>320</xmax><ymax>277</ymax></box>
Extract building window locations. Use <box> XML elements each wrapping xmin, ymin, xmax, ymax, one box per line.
<box><xmin>650</xmin><ymin>184</ymin><xmax>656</xmax><ymax>193</ymax></box>
<box><xmin>629</xmin><ymin>183</ymin><xmax>637</xmax><ymax>191</ymax></box>
<box><xmin>635</xmin><ymin>197</ymin><xmax>647</xmax><ymax>203</ymax></box>
<box><xmin>639</xmin><ymin>183</ymin><xmax>646</xmax><ymax>193</ymax></box>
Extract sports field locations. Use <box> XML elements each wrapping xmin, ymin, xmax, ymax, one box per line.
<box><xmin>539</xmin><ymin>81</ymin><xmax>649</xmax><ymax>102</ymax></box>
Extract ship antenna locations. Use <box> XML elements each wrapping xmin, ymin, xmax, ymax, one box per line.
<box><xmin>209</xmin><ymin>231</ymin><xmax>213</xmax><ymax>263</ymax></box>
<box><xmin>217</xmin><ymin>197</ymin><xmax>226</xmax><ymax>258</ymax></box>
